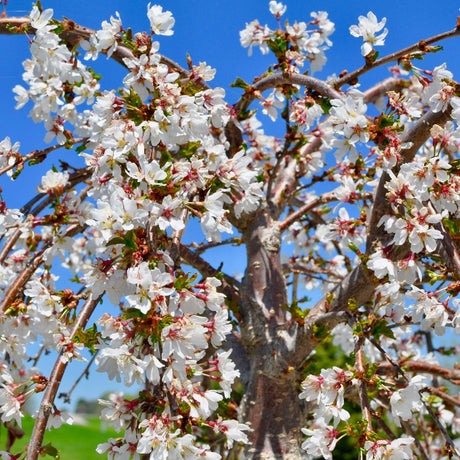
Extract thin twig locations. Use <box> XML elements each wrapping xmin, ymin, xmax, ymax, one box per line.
<box><xmin>355</xmin><ymin>337</ymin><xmax>373</xmax><ymax>432</ymax></box>
<box><xmin>0</xmin><ymin>240</ymin><xmax>52</xmax><ymax>313</ymax></box>
<box><xmin>191</xmin><ymin>237</ymin><xmax>242</xmax><ymax>255</ymax></box>
<box><xmin>423</xmin><ymin>386</ymin><xmax>460</xmax><ymax>409</ymax></box>
<box><xmin>400</xmin><ymin>420</ymin><xmax>430</xmax><ymax>460</ymax></box>
<box><xmin>27</xmin><ymin>293</ymin><xmax>103</xmax><ymax>460</ymax></box>
<box><xmin>283</xmin><ymin>261</ymin><xmax>344</xmax><ymax>281</ymax></box>
<box><xmin>58</xmin><ymin>351</ymin><xmax>98</xmax><ymax>404</ymax></box>
<box><xmin>0</xmin><ymin>138</ymin><xmax>86</xmax><ymax>178</ymax></box>
<box><xmin>0</xmin><ymin>215</ymin><xmax>33</xmax><ymax>264</ymax></box>
<box><xmin>419</xmin><ymin>390</ymin><xmax>458</xmax><ymax>455</ymax></box>
<box><xmin>279</xmin><ymin>192</ymin><xmax>335</xmax><ymax>231</ymax></box>
<box><xmin>0</xmin><ymin>223</ymin><xmax>82</xmax><ymax>312</ymax></box>
<box><xmin>376</xmin><ymin>359</ymin><xmax>460</xmax><ymax>384</ymax></box>
<box><xmin>372</xmin><ymin>414</ymin><xmax>397</xmax><ymax>440</ymax></box>
<box><xmin>28</xmin><ymin>344</ymin><xmax>47</xmax><ymax>368</ymax></box>
<box><xmin>20</xmin><ymin>166</ymin><xmax>91</xmax><ymax>215</ymax></box>
<box><xmin>368</xmin><ymin>337</ymin><xmax>407</xmax><ymax>380</ymax></box>
<box><xmin>179</xmin><ymin>243</ymin><xmax>241</xmax><ymax>303</ymax></box>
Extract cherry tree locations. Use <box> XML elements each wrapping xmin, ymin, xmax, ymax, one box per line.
<box><xmin>1</xmin><ymin>1</ymin><xmax>460</xmax><ymax>459</ymax></box>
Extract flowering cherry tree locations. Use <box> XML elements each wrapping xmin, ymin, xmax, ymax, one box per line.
<box><xmin>1</xmin><ymin>1</ymin><xmax>460</xmax><ymax>459</ymax></box>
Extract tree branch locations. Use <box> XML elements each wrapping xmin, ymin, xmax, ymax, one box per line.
<box><xmin>179</xmin><ymin>243</ymin><xmax>241</xmax><ymax>304</ymax></box>
<box><xmin>423</xmin><ymin>386</ymin><xmax>460</xmax><ymax>409</ymax></box>
<box><xmin>0</xmin><ymin>16</ymin><xmax>249</xmax><ymax>154</ymax></box>
<box><xmin>400</xmin><ymin>420</ymin><xmax>430</xmax><ymax>460</ymax></box>
<box><xmin>333</xmin><ymin>28</ymin><xmax>460</xmax><ymax>89</ymax></box>
<box><xmin>0</xmin><ymin>239</ymin><xmax>52</xmax><ymax>313</ymax></box>
<box><xmin>283</xmin><ymin>262</ymin><xmax>344</xmax><ymax>282</ymax></box>
<box><xmin>355</xmin><ymin>338</ymin><xmax>373</xmax><ymax>432</ymax></box>
<box><xmin>278</xmin><ymin>192</ymin><xmax>335</xmax><ymax>231</ymax></box>
<box><xmin>234</xmin><ymin>73</ymin><xmax>342</xmax><ymax>117</ymax></box>
<box><xmin>27</xmin><ymin>293</ymin><xmax>102</xmax><ymax>460</ymax></box>
<box><xmin>270</xmin><ymin>78</ymin><xmax>401</xmax><ymax>216</ymax></box>
<box><xmin>366</xmin><ymin>106</ymin><xmax>452</xmax><ymax>254</ymax></box>
<box><xmin>190</xmin><ymin>237</ymin><xmax>242</xmax><ymax>255</ymax></box>
<box><xmin>58</xmin><ymin>351</ymin><xmax>98</xmax><ymax>404</ymax></box>
<box><xmin>0</xmin><ymin>223</ymin><xmax>82</xmax><ymax>313</ymax></box>
<box><xmin>0</xmin><ymin>138</ymin><xmax>85</xmax><ymax>178</ymax></box>
<box><xmin>376</xmin><ymin>360</ymin><xmax>460</xmax><ymax>384</ymax></box>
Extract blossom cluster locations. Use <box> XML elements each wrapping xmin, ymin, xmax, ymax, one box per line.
<box><xmin>2</xmin><ymin>1</ymin><xmax>460</xmax><ymax>460</ymax></box>
<box><xmin>0</xmin><ymin>4</ymin><xmax>256</xmax><ymax>458</ymax></box>
<box><xmin>240</xmin><ymin>3</ymin><xmax>334</xmax><ymax>74</ymax></box>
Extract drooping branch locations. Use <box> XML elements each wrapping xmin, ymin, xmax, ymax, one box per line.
<box><xmin>0</xmin><ymin>222</ymin><xmax>82</xmax><ymax>313</ymax></box>
<box><xmin>27</xmin><ymin>293</ymin><xmax>102</xmax><ymax>460</ymax></box>
<box><xmin>58</xmin><ymin>350</ymin><xmax>98</xmax><ymax>404</ymax></box>
<box><xmin>0</xmin><ymin>138</ymin><xmax>86</xmax><ymax>178</ymax></box>
<box><xmin>423</xmin><ymin>386</ymin><xmax>460</xmax><ymax>409</ymax></box>
<box><xmin>400</xmin><ymin>420</ymin><xmax>430</xmax><ymax>460</ymax></box>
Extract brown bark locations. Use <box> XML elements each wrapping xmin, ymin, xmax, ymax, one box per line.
<box><xmin>239</xmin><ymin>208</ymin><xmax>303</xmax><ymax>458</ymax></box>
<box><xmin>27</xmin><ymin>294</ymin><xmax>101</xmax><ymax>460</ymax></box>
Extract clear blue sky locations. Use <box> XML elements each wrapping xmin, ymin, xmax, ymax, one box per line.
<box><xmin>1</xmin><ymin>0</ymin><xmax>460</xmax><ymax>411</ymax></box>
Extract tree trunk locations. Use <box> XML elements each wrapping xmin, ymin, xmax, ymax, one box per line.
<box><xmin>239</xmin><ymin>209</ymin><xmax>304</xmax><ymax>459</ymax></box>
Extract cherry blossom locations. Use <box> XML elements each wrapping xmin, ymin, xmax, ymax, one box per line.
<box><xmin>2</xmin><ymin>2</ymin><xmax>460</xmax><ymax>459</ymax></box>
<box><xmin>349</xmin><ymin>11</ymin><xmax>388</xmax><ymax>56</ymax></box>
<box><xmin>147</xmin><ymin>4</ymin><xmax>175</xmax><ymax>36</ymax></box>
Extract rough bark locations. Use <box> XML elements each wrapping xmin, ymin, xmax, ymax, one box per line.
<box><xmin>239</xmin><ymin>208</ymin><xmax>303</xmax><ymax>459</ymax></box>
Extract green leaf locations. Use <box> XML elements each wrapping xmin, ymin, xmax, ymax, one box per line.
<box><xmin>174</xmin><ymin>272</ymin><xmax>198</xmax><ymax>291</ymax></box>
<box><xmin>372</xmin><ymin>318</ymin><xmax>395</xmax><ymax>340</ymax></box>
<box><xmin>73</xmin><ymin>324</ymin><xmax>102</xmax><ymax>353</ymax></box>
<box><xmin>319</xmin><ymin>97</ymin><xmax>332</xmax><ymax>114</ymax></box>
<box><xmin>426</xmin><ymin>269</ymin><xmax>445</xmax><ymax>286</ymax></box>
<box><xmin>42</xmin><ymin>442</ymin><xmax>60</xmax><ymax>459</ymax></box>
<box><xmin>230</xmin><ymin>77</ymin><xmax>251</xmax><ymax>90</ymax></box>
<box><xmin>106</xmin><ymin>236</ymin><xmax>126</xmax><ymax>246</ymax></box>
<box><xmin>75</xmin><ymin>143</ymin><xmax>87</xmax><ymax>154</ymax></box>
<box><xmin>177</xmin><ymin>141</ymin><xmax>201</xmax><ymax>159</ymax></box>
<box><xmin>313</xmin><ymin>323</ymin><xmax>330</xmax><ymax>340</ymax></box>
<box><xmin>124</xmin><ymin>229</ymin><xmax>136</xmax><ymax>250</ymax></box>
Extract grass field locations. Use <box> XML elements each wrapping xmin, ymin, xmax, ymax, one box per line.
<box><xmin>1</xmin><ymin>415</ymin><xmax>118</xmax><ymax>459</ymax></box>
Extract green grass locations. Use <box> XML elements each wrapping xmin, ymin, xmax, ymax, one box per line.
<box><xmin>2</xmin><ymin>415</ymin><xmax>118</xmax><ymax>460</ymax></box>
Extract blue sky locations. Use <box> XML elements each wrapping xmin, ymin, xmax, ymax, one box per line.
<box><xmin>1</xmin><ymin>0</ymin><xmax>460</xmax><ymax>411</ymax></box>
